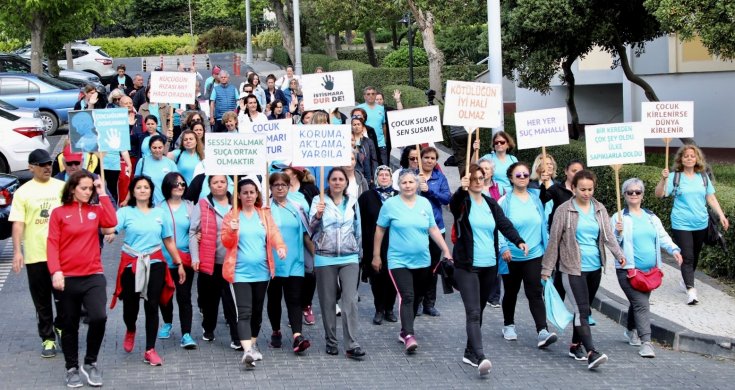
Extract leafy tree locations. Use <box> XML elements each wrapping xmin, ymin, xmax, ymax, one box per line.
<box><xmin>645</xmin><ymin>0</ymin><xmax>735</xmax><ymax>60</ymax></box>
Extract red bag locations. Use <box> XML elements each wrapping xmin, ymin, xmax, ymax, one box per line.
<box><xmin>178</xmin><ymin>250</ymin><xmax>192</xmax><ymax>268</ymax></box>
<box><xmin>627</xmin><ymin>267</ymin><xmax>663</xmax><ymax>292</ymax></box>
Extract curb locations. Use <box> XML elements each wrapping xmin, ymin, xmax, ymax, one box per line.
<box><xmin>594</xmin><ymin>287</ymin><xmax>735</xmax><ymax>360</ymax></box>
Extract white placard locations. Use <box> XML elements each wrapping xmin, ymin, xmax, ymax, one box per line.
<box><xmin>204</xmin><ymin>133</ymin><xmax>266</xmax><ymax>175</ymax></box>
<box><xmin>300</xmin><ymin>70</ymin><xmax>356</xmax><ymax>110</ymax></box>
<box><xmin>641</xmin><ymin>101</ymin><xmax>694</xmax><ymax>138</ymax></box>
<box><xmin>291</xmin><ymin>125</ymin><xmax>351</xmax><ymax>167</ymax></box>
<box><xmin>585</xmin><ymin>122</ymin><xmax>646</xmax><ymax>167</ymax></box>
<box><xmin>386</xmin><ymin>106</ymin><xmax>444</xmax><ymax>148</ymax></box>
<box><xmin>515</xmin><ymin>107</ymin><xmax>569</xmax><ymax>150</ymax></box>
<box><xmin>240</xmin><ymin>118</ymin><xmax>293</xmax><ymax>161</ymax></box>
<box><xmin>149</xmin><ymin>71</ymin><xmax>197</xmax><ymax>105</ymax></box>
<box><xmin>443</xmin><ymin>80</ymin><xmax>502</xmax><ymax>128</ymax></box>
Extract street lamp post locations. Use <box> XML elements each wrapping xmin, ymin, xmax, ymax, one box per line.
<box><xmin>400</xmin><ymin>13</ymin><xmax>414</xmax><ymax>87</ymax></box>
<box><xmin>245</xmin><ymin>0</ymin><xmax>253</xmax><ymax>66</ymax></box>
<box><xmin>487</xmin><ymin>0</ymin><xmax>504</xmax><ymax>132</ymax></box>
<box><xmin>294</xmin><ymin>0</ymin><xmax>303</xmax><ymax>75</ymax></box>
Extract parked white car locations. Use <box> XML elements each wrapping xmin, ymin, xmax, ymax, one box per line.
<box><xmin>16</xmin><ymin>41</ymin><xmax>116</xmax><ymax>84</ymax></box>
<box><xmin>0</xmin><ymin>107</ymin><xmax>49</xmax><ymax>173</ymax></box>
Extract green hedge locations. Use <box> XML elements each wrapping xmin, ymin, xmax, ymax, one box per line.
<box><xmin>89</xmin><ymin>35</ymin><xmax>194</xmax><ymax>58</ymax></box>
<box><xmin>381</xmin><ymin>84</ymin><xmax>428</xmax><ymax>109</ymax></box>
<box><xmin>272</xmin><ymin>46</ymin><xmax>290</xmax><ymax>68</ymax></box>
<box><xmin>382</xmin><ymin>47</ymin><xmax>429</xmax><ymax>68</ymax></box>
<box><xmin>302</xmin><ymin>54</ymin><xmax>338</xmax><ymax>74</ymax></box>
<box><xmin>336</xmin><ymin>49</ymin><xmax>393</xmax><ymax>66</ymax></box>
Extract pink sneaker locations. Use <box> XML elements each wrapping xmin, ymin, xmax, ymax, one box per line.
<box><xmin>144</xmin><ymin>348</ymin><xmax>163</xmax><ymax>366</ymax></box>
<box><xmin>303</xmin><ymin>306</ymin><xmax>315</xmax><ymax>325</ymax></box>
<box><xmin>123</xmin><ymin>331</ymin><xmax>135</xmax><ymax>353</ymax></box>
<box><xmin>404</xmin><ymin>335</ymin><xmax>418</xmax><ymax>354</ymax></box>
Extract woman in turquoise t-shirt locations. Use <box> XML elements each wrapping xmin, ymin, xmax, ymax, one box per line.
<box><xmin>479</xmin><ymin>131</ymin><xmax>518</xmax><ymax>195</ymax></box>
<box><xmin>654</xmin><ymin>145</ymin><xmax>728</xmax><ymax>305</ymax></box>
<box><xmin>167</xmin><ymin>129</ymin><xmax>203</xmax><ymax>184</ymax></box>
<box><xmin>134</xmin><ymin>135</ymin><xmax>178</xmax><ymax>205</ymax></box>
<box><xmin>373</xmin><ymin>169</ymin><xmax>452</xmax><ymax>355</ymax></box>
<box><xmin>497</xmin><ymin>162</ymin><xmax>556</xmax><ymax>348</ymax></box>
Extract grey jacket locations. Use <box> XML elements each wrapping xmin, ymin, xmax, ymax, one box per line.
<box><xmin>541</xmin><ymin>197</ymin><xmax>625</xmax><ymax>277</ymax></box>
<box><xmin>309</xmin><ymin>194</ymin><xmax>362</xmax><ymax>258</ymax></box>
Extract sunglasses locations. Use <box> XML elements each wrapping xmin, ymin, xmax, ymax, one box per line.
<box><xmin>33</xmin><ymin>162</ymin><xmax>53</xmax><ymax>167</ymax></box>
<box><xmin>409</xmin><ymin>157</ymin><xmax>418</xmax><ymax>161</ymax></box>
<box><xmin>66</xmin><ymin>161</ymin><xmax>81</xmax><ymax>166</ymax></box>
<box><xmin>625</xmin><ymin>190</ymin><xmax>642</xmax><ymax>196</ymax></box>
<box><xmin>514</xmin><ymin>172</ymin><xmax>530</xmax><ymax>179</ymax></box>
<box><xmin>351</xmin><ymin>115</ymin><xmax>363</xmax><ymax>119</ymax></box>
<box><xmin>175</xmin><ymin>182</ymin><xmax>187</xmax><ymax>188</ymax></box>
<box><xmin>494</xmin><ymin>140</ymin><xmax>507</xmax><ymax>146</ymax></box>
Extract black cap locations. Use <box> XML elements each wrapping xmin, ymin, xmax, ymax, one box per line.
<box><xmin>28</xmin><ymin>149</ymin><xmax>53</xmax><ymax>165</ymax></box>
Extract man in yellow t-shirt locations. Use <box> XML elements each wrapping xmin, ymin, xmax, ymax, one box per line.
<box><xmin>9</xmin><ymin>149</ymin><xmax>65</xmax><ymax>358</ymax></box>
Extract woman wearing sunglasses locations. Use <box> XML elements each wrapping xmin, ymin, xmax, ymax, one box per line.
<box><xmin>611</xmin><ymin>178</ymin><xmax>682</xmax><ymax>358</ymax></box>
<box><xmin>479</xmin><ymin>131</ymin><xmax>518</xmax><ymax>195</ymax></box>
<box><xmin>497</xmin><ymin>162</ymin><xmax>557</xmax><ymax>349</ymax></box>
<box><xmin>156</xmin><ymin>173</ymin><xmax>198</xmax><ymax>349</ymax></box>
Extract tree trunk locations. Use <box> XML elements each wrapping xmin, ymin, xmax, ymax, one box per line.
<box><xmin>407</xmin><ymin>0</ymin><xmax>444</xmax><ymax>95</ymax></box>
<box><xmin>29</xmin><ymin>13</ymin><xmax>46</xmax><ymax>75</ymax></box>
<box><xmin>65</xmin><ymin>42</ymin><xmax>74</xmax><ymax>70</ymax></box>
<box><xmin>614</xmin><ymin>40</ymin><xmax>695</xmax><ymax>145</ymax></box>
<box><xmin>391</xmin><ymin>23</ymin><xmax>399</xmax><ymax>50</ymax></box>
<box><xmin>562</xmin><ymin>54</ymin><xmax>580</xmax><ymax>140</ymax></box>
<box><xmin>270</xmin><ymin>0</ymin><xmax>295</xmax><ymax>64</ymax></box>
<box><xmin>325</xmin><ymin>34</ymin><xmax>338</xmax><ymax>59</ymax></box>
<box><xmin>47</xmin><ymin>50</ymin><xmax>61</xmax><ymax>77</ymax></box>
<box><xmin>364</xmin><ymin>30</ymin><xmax>378</xmax><ymax>67</ymax></box>
<box><xmin>345</xmin><ymin>30</ymin><xmax>353</xmax><ymax>45</ymax></box>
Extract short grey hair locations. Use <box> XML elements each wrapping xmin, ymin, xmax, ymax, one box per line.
<box><xmin>219</xmin><ymin>70</ymin><xmax>230</xmax><ymax>78</ymax></box>
<box><xmin>477</xmin><ymin>157</ymin><xmax>495</xmax><ymax>170</ymax></box>
<box><xmin>622</xmin><ymin>177</ymin><xmax>645</xmax><ymax>196</ymax></box>
<box><xmin>397</xmin><ymin>168</ymin><xmax>420</xmax><ymax>184</ymax></box>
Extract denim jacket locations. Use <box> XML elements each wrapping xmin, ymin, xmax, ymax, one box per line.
<box><xmin>610</xmin><ymin>208</ymin><xmax>680</xmax><ymax>270</ymax></box>
<box><xmin>420</xmin><ymin>167</ymin><xmax>451</xmax><ymax>231</ymax></box>
<box><xmin>309</xmin><ymin>194</ymin><xmax>362</xmax><ymax>258</ymax></box>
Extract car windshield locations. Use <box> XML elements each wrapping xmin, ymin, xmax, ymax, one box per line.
<box><xmin>96</xmin><ymin>48</ymin><xmax>111</xmax><ymax>58</ymax></box>
<box><xmin>36</xmin><ymin>74</ymin><xmax>77</xmax><ymax>90</ymax></box>
<box><xmin>0</xmin><ymin>99</ymin><xmax>19</xmax><ymax>110</ymax></box>
<box><xmin>0</xmin><ymin>107</ymin><xmax>20</xmax><ymax>121</ymax></box>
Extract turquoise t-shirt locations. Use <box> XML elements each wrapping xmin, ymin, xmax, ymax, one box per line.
<box><xmin>271</xmin><ymin>201</ymin><xmax>305</xmax><ymax>277</ymax></box>
<box><xmin>666</xmin><ymin>172</ymin><xmax>715</xmax><ymax>231</ymax></box>
<box><xmin>377</xmin><ymin>196</ymin><xmax>437</xmax><ymax>269</ymax></box>
<box><xmin>149</xmin><ymin>104</ymin><xmax>162</xmax><ymax>133</ymax></box>
<box><xmin>159</xmin><ymin>202</ymin><xmax>191</xmax><ymax>268</ymax></box>
<box><xmin>468</xmin><ymin>198</ymin><xmax>496</xmax><ymax>267</ymax></box>
<box><xmin>631</xmin><ymin>213</ymin><xmax>657</xmax><ymax>272</ymax></box>
<box><xmin>213</xmin><ymin>201</ymin><xmax>231</xmax><ymax>216</ymax></box>
<box><xmin>102</xmin><ymin>151</ymin><xmax>121</xmax><ymax>171</ymax></box>
<box><xmin>574</xmin><ymin>202</ymin><xmax>601</xmax><ymax>272</ymax></box>
<box><xmin>171</xmin><ymin>149</ymin><xmax>200</xmax><ymax>184</ymax></box>
<box><xmin>356</xmin><ymin>103</ymin><xmax>386</xmax><ymax>147</ymax></box>
<box><xmin>505</xmin><ymin>195</ymin><xmax>544</xmax><ymax>261</ymax></box>
<box><xmin>481</xmin><ymin>153</ymin><xmax>517</xmax><ymax>194</ymax></box>
<box><xmin>116</xmin><ymin>207</ymin><xmax>172</xmax><ymax>264</ymax></box>
<box><xmin>135</xmin><ymin>156</ymin><xmax>178</xmax><ymax>205</ymax></box>
<box><xmin>235</xmin><ymin>211</ymin><xmax>269</xmax><ymax>283</ymax></box>
<box><xmin>288</xmin><ymin>190</ymin><xmax>310</xmax><ymax>212</ymax></box>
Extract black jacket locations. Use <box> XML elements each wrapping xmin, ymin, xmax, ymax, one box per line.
<box><xmin>449</xmin><ymin>188</ymin><xmax>524</xmax><ymax>271</ymax></box>
<box><xmin>358</xmin><ymin>188</ymin><xmax>398</xmax><ymax>278</ymax></box>
<box><xmin>539</xmin><ymin>180</ymin><xmax>573</xmax><ymax>229</ymax></box>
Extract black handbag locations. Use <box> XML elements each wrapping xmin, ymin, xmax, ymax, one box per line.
<box><xmin>705</xmin><ymin>208</ymin><xmax>727</xmax><ymax>252</ymax></box>
<box><xmin>433</xmin><ymin>257</ymin><xmax>456</xmax><ymax>294</ymax></box>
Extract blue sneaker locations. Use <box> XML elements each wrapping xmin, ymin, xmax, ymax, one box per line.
<box><xmin>588</xmin><ymin>316</ymin><xmax>596</xmax><ymax>326</ymax></box>
<box><xmin>537</xmin><ymin>329</ymin><xmax>558</xmax><ymax>348</ymax></box>
<box><xmin>502</xmin><ymin>325</ymin><xmax>517</xmax><ymax>341</ymax></box>
<box><xmin>180</xmin><ymin>333</ymin><xmax>197</xmax><ymax>349</ymax></box>
<box><xmin>157</xmin><ymin>323</ymin><xmax>173</xmax><ymax>339</ymax></box>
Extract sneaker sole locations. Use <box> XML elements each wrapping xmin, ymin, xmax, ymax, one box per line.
<box><xmin>66</xmin><ymin>381</ymin><xmax>83</xmax><ymax>388</ymax></box>
<box><xmin>41</xmin><ymin>352</ymin><xmax>56</xmax><ymax>358</ymax></box>
<box><xmin>538</xmin><ymin>333</ymin><xmax>558</xmax><ymax>348</ymax></box>
<box><xmin>144</xmin><ymin>359</ymin><xmax>162</xmax><ymax>366</ymax></box>
<box><xmin>568</xmin><ymin>352</ymin><xmax>588</xmax><ymax>361</ymax></box>
<box><xmin>80</xmin><ymin>366</ymin><xmax>103</xmax><ymax>387</ymax></box>
<box><xmin>588</xmin><ymin>354</ymin><xmax>608</xmax><ymax>369</ymax></box>
<box><xmin>405</xmin><ymin>343</ymin><xmax>418</xmax><ymax>354</ymax></box>
<box><xmin>181</xmin><ymin>343</ymin><xmax>198</xmax><ymax>350</ymax></box>
<box><xmin>462</xmin><ymin>357</ymin><xmax>478</xmax><ymax>367</ymax></box>
<box><xmin>241</xmin><ymin>355</ymin><xmax>255</xmax><ymax>370</ymax></box>
<box><xmin>157</xmin><ymin>334</ymin><xmax>171</xmax><ymax>339</ymax></box>
<box><xmin>294</xmin><ymin>339</ymin><xmax>311</xmax><ymax>353</ymax></box>
<box><xmin>503</xmin><ymin>335</ymin><xmax>517</xmax><ymax>341</ymax></box>
<box><xmin>478</xmin><ymin>360</ymin><xmax>492</xmax><ymax>375</ymax></box>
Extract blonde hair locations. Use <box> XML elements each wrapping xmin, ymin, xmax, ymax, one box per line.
<box><xmin>221</xmin><ymin>111</ymin><xmax>237</xmax><ymax>124</ymax></box>
<box><xmin>531</xmin><ymin>153</ymin><xmax>557</xmax><ymax>181</ymax></box>
<box><xmin>673</xmin><ymin>145</ymin><xmax>706</xmax><ymax>173</ymax></box>
<box><xmin>310</xmin><ymin>111</ymin><xmax>329</xmax><ymax>124</ymax></box>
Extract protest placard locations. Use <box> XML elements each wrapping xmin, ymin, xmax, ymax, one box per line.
<box><xmin>515</xmin><ymin>108</ymin><xmax>569</xmax><ymax>150</ymax></box>
<box><xmin>69</xmin><ymin>108</ymin><xmax>130</xmax><ymax>153</ymax></box>
<box><xmin>240</xmin><ymin>118</ymin><xmax>293</xmax><ymax>161</ymax></box>
<box><xmin>387</xmin><ymin>106</ymin><xmax>443</xmax><ymax>148</ymax></box>
<box><xmin>443</xmin><ymin>80</ymin><xmax>502</xmax><ymax>128</ymax></box>
<box><xmin>291</xmin><ymin>125</ymin><xmax>351</xmax><ymax>167</ymax></box>
<box><xmin>585</xmin><ymin>122</ymin><xmax>646</xmax><ymax>167</ymax></box>
<box><xmin>149</xmin><ymin>71</ymin><xmax>197</xmax><ymax>105</ymax></box>
<box><xmin>300</xmin><ymin>70</ymin><xmax>355</xmax><ymax>110</ymax></box>
<box><xmin>204</xmin><ymin>133</ymin><xmax>266</xmax><ymax>176</ymax></box>
<box><xmin>641</xmin><ymin>101</ymin><xmax>694</xmax><ymax>138</ymax></box>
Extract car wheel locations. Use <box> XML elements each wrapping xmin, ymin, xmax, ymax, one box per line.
<box><xmin>0</xmin><ymin>154</ymin><xmax>9</xmax><ymax>174</ymax></box>
<box><xmin>39</xmin><ymin>111</ymin><xmax>59</xmax><ymax>136</ymax></box>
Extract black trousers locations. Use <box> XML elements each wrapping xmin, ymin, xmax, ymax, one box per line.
<box><xmin>389</xmin><ymin>266</ymin><xmax>430</xmax><ymax>335</ymax></box>
<box><xmin>121</xmin><ymin>262</ymin><xmax>166</xmax><ymax>350</ymax></box>
<box><xmin>672</xmin><ymin>228</ymin><xmax>707</xmax><ymax>289</ymax></box>
<box><xmin>562</xmin><ymin>271</ymin><xmax>600</xmax><ymax>352</ymax></box>
<box><xmin>59</xmin><ymin>274</ymin><xmax>107</xmax><ymax>369</ymax></box>
<box><xmin>159</xmin><ymin>266</ymin><xmax>195</xmax><ymax>335</ymax></box>
<box><xmin>267</xmin><ymin>276</ymin><xmax>304</xmax><ymax>334</ymax></box>
<box><xmin>501</xmin><ymin>258</ymin><xmax>547</xmax><ymax>332</ymax></box>
<box><xmin>455</xmin><ymin>265</ymin><xmax>495</xmax><ymax>361</ymax></box>
<box><xmin>197</xmin><ymin>263</ymin><xmax>238</xmax><ymax>342</ymax></box>
<box><xmin>300</xmin><ymin>271</ymin><xmax>317</xmax><ymax>310</ymax></box>
<box><xmin>421</xmin><ymin>239</ymin><xmax>442</xmax><ymax>309</ymax></box>
<box><xmin>232</xmin><ymin>281</ymin><xmax>269</xmax><ymax>341</ymax></box>
<box><xmin>103</xmin><ymin>169</ymin><xmax>120</xmax><ymax>203</ymax></box>
<box><xmin>26</xmin><ymin>262</ymin><xmax>61</xmax><ymax>342</ymax></box>
<box><xmin>370</xmin><ymin>269</ymin><xmax>397</xmax><ymax>314</ymax></box>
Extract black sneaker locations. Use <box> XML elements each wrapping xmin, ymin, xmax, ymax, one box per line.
<box><xmin>292</xmin><ymin>335</ymin><xmax>311</xmax><ymax>353</ymax></box>
<box><xmin>587</xmin><ymin>350</ymin><xmax>608</xmax><ymax>369</ymax></box>
<box><xmin>202</xmin><ymin>332</ymin><xmax>215</xmax><ymax>342</ymax></box>
<box><xmin>270</xmin><ymin>331</ymin><xmax>282</xmax><ymax>348</ymax></box>
<box><xmin>422</xmin><ymin>306</ymin><xmax>440</xmax><ymax>317</ymax></box>
<box><xmin>372</xmin><ymin>311</ymin><xmax>384</xmax><ymax>325</ymax></box>
<box><xmin>462</xmin><ymin>347</ymin><xmax>479</xmax><ymax>367</ymax></box>
<box><xmin>384</xmin><ymin>311</ymin><xmax>398</xmax><ymax>322</ymax></box>
<box><xmin>569</xmin><ymin>343</ymin><xmax>587</xmax><ymax>361</ymax></box>
<box><xmin>345</xmin><ymin>347</ymin><xmax>365</xmax><ymax>360</ymax></box>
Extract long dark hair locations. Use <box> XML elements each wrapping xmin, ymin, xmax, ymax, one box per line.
<box><xmin>162</xmin><ymin>172</ymin><xmax>187</xmax><ymax>201</ymax></box>
<box><xmin>128</xmin><ymin>176</ymin><xmax>155</xmax><ymax>208</ymax></box>
<box><xmin>237</xmin><ymin>178</ymin><xmax>263</xmax><ymax>208</ymax></box>
<box><xmin>326</xmin><ymin>167</ymin><xmax>349</xmax><ymax>200</ymax></box>
<box><xmin>61</xmin><ymin>170</ymin><xmax>96</xmax><ymax>204</ymax></box>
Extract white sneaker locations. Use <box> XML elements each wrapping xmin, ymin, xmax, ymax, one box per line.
<box><xmin>241</xmin><ymin>350</ymin><xmax>255</xmax><ymax>369</ymax></box>
<box><xmin>252</xmin><ymin>344</ymin><xmax>263</xmax><ymax>361</ymax></box>
<box><xmin>478</xmin><ymin>359</ymin><xmax>492</xmax><ymax>375</ymax></box>
<box><xmin>625</xmin><ymin>329</ymin><xmax>642</xmax><ymax>346</ymax></box>
<box><xmin>687</xmin><ymin>288</ymin><xmax>699</xmax><ymax>305</ymax></box>
<box><xmin>336</xmin><ymin>304</ymin><xmax>342</xmax><ymax>316</ymax></box>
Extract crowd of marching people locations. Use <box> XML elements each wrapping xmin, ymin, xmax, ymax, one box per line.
<box><xmin>8</xmin><ymin>64</ymin><xmax>730</xmax><ymax>387</ymax></box>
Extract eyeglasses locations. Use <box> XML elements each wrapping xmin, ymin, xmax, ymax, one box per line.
<box><xmin>625</xmin><ymin>190</ymin><xmax>642</xmax><ymax>196</ymax></box>
<box><xmin>175</xmin><ymin>182</ymin><xmax>187</xmax><ymax>188</ymax></box>
<box><xmin>494</xmin><ymin>140</ymin><xmax>507</xmax><ymax>146</ymax></box>
<box><xmin>514</xmin><ymin>172</ymin><xmax>530</xmax><ymax>179</ymax></box>
<box><xmin>244</xmin><ymin>90</ymin><xmax>253</xmax><ymax>93</ymax></box>
<box><xmin>471</xmin><ymin>176</ymin><xmax>485</xmax><ymax>183</ymax></box>
<box><xmin>32</xmin><ymin>162</ymin><xmax>53</xmax><ymax>167</ymax></box>
<box><xmin>66</xmin><ymin>161</ymin><xmax>81</xmax><ymax>166</ymax></box>
<box><xmin>272</xmin><ymin>183</ymin><xmax>289</xmax><ymax>188</ymax></box>
<box><xmin>409</xmin><ymin>157</ymin><xmax>418</xmax><ymax>161</ymax></box>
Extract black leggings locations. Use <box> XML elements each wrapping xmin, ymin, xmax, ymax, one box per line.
<box><xmin>232</xmin><ymin>281</ymin><xmax>269</xmax><ymax>341</ymax></box>
<box><xmin>267</xmin><ymin>276</ymin><xmax>304</xmax><ymax>334</ymax></box>
<box><xmin>121</xmin><ymin>262</ymin><xmax>165</xmax><ymax>350</ymax></box>
<box><xmin>197</xmin><ymin>263</ymin><xmax>238</xmax><ymax>342</ymax></box>
<box><xmin>389</xmin><ymin>266</ymin><xmax>430</xmax><ymax>335</ymax></box>
<box><xmin>159</xmin><ymin>266</ymin><xmax>195</xmax><ymax>334</ymax></box>
<box><xmin>422</xmin><ymin>239</ymin><xmax>442</xmax><ymax>308</ymax></box>
<box><xmin>672</xmin><ymin>228</ymin><xmax>707</xmax><ymax>289</ymax></box>
<box><xmin>562</xmin><ymin>271</ymin><xmax>600</xmax><ymax>352</ymax></box>
<box><xmin>455</xmin><ymin>265</ymin><xmax>495</xmax><ymax>361</ymax></box>
<box><xmin>501</xmin><ymin>257</ymin><xmax>547</xmax><ymax>332</ymax></box>
<box><xmin>103</xmin><ymin>169</ymin><xmax>120</xmax><ymax>203</ymax></box>
<box><xmin>301</xmin><ymin>271</ymin><xmax>317</xmax><ymax>310</ymax></box>
<box><xmin>59</xmin><ymin>274</ymin><xmax>107</xmax><ymax>370</ymax></box>
<box><xmin>370</xmin><ymin>269</ymin><xmax>397</xmax><ymax>314</ymax></box>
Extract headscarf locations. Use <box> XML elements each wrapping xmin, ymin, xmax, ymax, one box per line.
<box><xmin>373</xmin><ymin>165</ymin><xmax>395</xmax><ymax>202</ymax></box>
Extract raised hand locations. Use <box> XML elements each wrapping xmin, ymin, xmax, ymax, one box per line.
<box><xmin>321</xmin><ymin>75</ymin><xmax>335</xmax><ymax>90</ymax></box>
